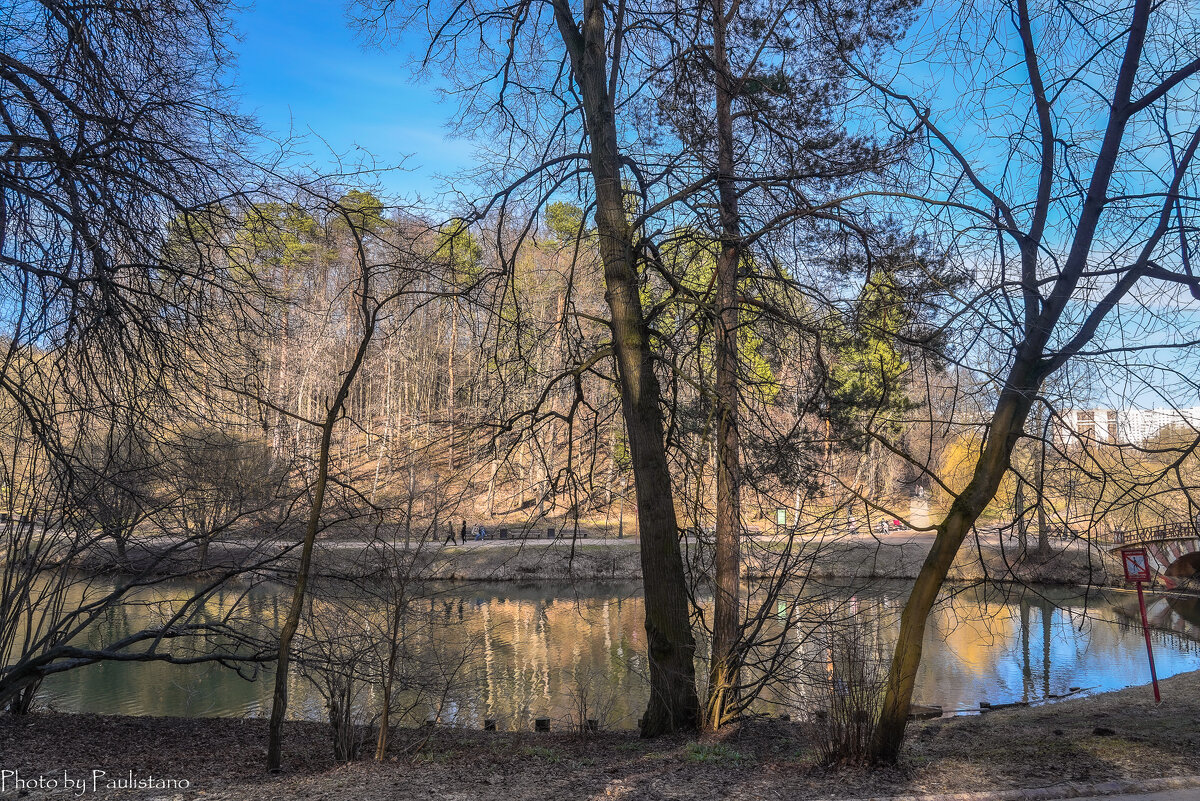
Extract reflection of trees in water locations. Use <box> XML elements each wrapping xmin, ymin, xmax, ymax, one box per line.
<box><xmin>28</xmin><ymin>577</ymin><xmax>276</xmax><ymax>718</ymax></box>
<box><xmin>289</xmin><ymin>582</ymin><xmax>653</xmax><ymax>731</ymax></box>
<box><xmin>459</xmin><ymin>591</ymin><xmax>648</xmax><ymax>730</ymax></box>
<box><xmin>929</xmin><ymin>587</ymin><xmax>1104</xmax><ymax>707</ymax></box>
<box><xmin>788</xmin><ymin>583</ymin><xmax>1200</xmax><ymax>714</ymax></box>
<box><xmin>1107</xmin><ymin>591</ymin><xmax>1199</xmax><ymax>643</ymax></box>
<box><xmin>1127</xmin><ymin>594</ymin><xmax>1200</xmax><ymax>654</ymax></box>
<box><xmin>1024</xmin><ymin>596</ymin><xmax>1056</xmax><ymax>664</ymax></box>
<box><xmin>1015</xmin><ymin>595</ymin><xmax>1054</xmax><ymax>703</ymax></box>
<box><xmin>33</xmin><ymin>579</ymin><xmax>1200</xmax><ymax>726</ymax></box>
<box><xmin>1165</xmin><ymin>595</ymin><xmax>1200</xmax><ymax>631</ymax></box>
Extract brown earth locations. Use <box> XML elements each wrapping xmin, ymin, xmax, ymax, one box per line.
<box><xmin>78</xmin><ymin>530</ymin><xmax>1123</xmax><ymax>588</ymax></box>
<box><xmin>1</xmin><ymin>668</ymin><xmax>1197</xmax><ymax>800</ymax></box>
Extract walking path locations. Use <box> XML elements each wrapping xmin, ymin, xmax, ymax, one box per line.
<box><xmin>1074</xmin><ymin>792</ymin><xmax>1198</xmax><ymax>801</ymax></box>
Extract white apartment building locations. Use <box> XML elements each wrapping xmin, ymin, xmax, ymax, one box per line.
<box><xmin>1058</xmin><ymin>408</ymin><xmax>1119</xmax><ymax>444</ymax></box>
<box><xmin>1057</xmin><ymin>406</ymin><xmax>1200</xmax><ymax>446</ymax></box>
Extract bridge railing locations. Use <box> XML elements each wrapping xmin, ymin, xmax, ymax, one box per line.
<box><xmin>1096</xmin><ymin>520</ymin><xmax>1200</xmax><ymax>547</ymax></box>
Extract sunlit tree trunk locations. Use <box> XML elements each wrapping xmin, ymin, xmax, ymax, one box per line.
<box><xmin>1014</xmin><ymin>476</ymin><xmax>1028</xmax><ymax>555</ymax></box>
<box><xmin>873</xmin><ymin>386</ymin><xmax>1034</xmax><ymax>762</ymax></box>
<box><xmin>1034</xmin><ymin>413</ymin><xmax>1051</xmax><ymax>556</ymax></box>
<box><xmin>551</xmin><ymin>0</ymin><xmax>699</xmax><ymax>734</ymax></box>
<box><xmin>869</xmin><ymin>0</ymin><xmax>1200</xmax><ymax>762</ymax></box>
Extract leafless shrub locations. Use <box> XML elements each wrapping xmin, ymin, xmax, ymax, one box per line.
<box><xmin>799</xmin><ymin>617</ymin><xmax>888</xmax><ymax>766</ymax></box>
<box><xmin>562</xmin><ymin>664</ymin><xmax>621</xmax><ymax>736</ymax></box>
<box><xmin>300</xmin><ymin>596</ymin><xmax>378</xmax><ymax>762</ymax></box>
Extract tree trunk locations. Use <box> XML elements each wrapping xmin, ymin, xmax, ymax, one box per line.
<box><xmin>6</xmin><ymin>677</ymin><xmax>41</xmax><ymax>715</ymax></box>
<box><xmin>1034</xmin><ymin>426</ymin><xmax>1050</xmax><ymax>556</ymax></box>
<box><xmin>705</xmin><ymin>0</ymin><xmax>744</xmax><ymax>731</ymax></box>
<box><xmin>551</xmin><ymin>0</ymin><xmax>700</xmax><ymax>735</ymax></box>
<box><xmin>870</xmin><ymin>0</ymin><xmax>1178</xmax><ymax>762</ymax></box>
<box><xmin>872</xmin><ymin>386</ymin><xmax>1035</xmax><ymax>762</ymax></box>
<box><xmin>266</xmin><ymin>226</ymin><xmax>378</xmax><ymax>771</ymax></box>
<box><xmin>1014</xmin><ymin>476</ymin><xmax>1028</xmax><ymax>555</ymax></box>
<box><xmin>266</xmin><ymin>413</ymin><xmax>336</xmax><ymax>771</ymax></box>
<box><xmin>374</xmin><ymin>584</ymin><xmax>407</xmax><ymax>760</ymax></box>
<box><xmin>485</xmin><ymin>452</ymin><xmax>498</xmax><ymax>517</ymax></box>
<box><xmin>448</xmin><ymin>302</ymin><xmax>457</xmax><ymax>471</ymax></box>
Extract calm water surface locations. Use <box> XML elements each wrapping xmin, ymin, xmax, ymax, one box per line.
<box><xmin>33</xmin><ymin>579</ymin><xmax>1200</xmax><ymax>728</ymax></box>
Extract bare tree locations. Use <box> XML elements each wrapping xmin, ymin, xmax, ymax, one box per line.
<box><xmin>353</xmin><ymin>0</ymin><xmax>705</xmax><ymax>734</ymax></box>
<box><xmin>0</xmin><ymin>401</ymin><xmax>279</xmax><ymax>711</ymax></box>
<box><xmin>257</xmin><ymin>188</ymin><xmax>454</xmax><ymax>770</ymax></box>
<box><xmin>0</xmin><ymin>0</ymin><xmax>290</xmax><ymax>713</ymax></box>
<box><xmin>1</xmin><ymin>0</ymin><xmax>262</xmax><ymax>436</ymax></box>
<box><xmin>831</xmin><ymin>0</ymin><xmax>1200</xmax><ymax>761</ymax></box>
<box><xmin>161</xmin><ymin>428</ymin><xmax>286</xmax><ymax>570</ymax></box>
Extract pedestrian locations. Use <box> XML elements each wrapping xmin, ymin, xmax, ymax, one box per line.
<box><xmin>460</xmin><ymin>520</ymin><xmax>467</xmax><ymax>545</ymax></box>
<box><xmin>475</xmin><ymin>525</ymin><xmax>487</xmax><ymax>541</ymax></box>
<box><xmin>443</xmin><ymin>522</ymin><xmax>456</xmax><ymax>546</ymax></box>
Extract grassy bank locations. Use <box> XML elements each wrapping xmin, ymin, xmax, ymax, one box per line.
<box><xmin>2</xmin><ymin>669</ymin><xmax>1198</xmax><ymax>800</ymax></box>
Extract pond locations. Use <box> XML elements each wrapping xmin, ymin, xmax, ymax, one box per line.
<box><xmin>31</xmin><ymin>578</ymin><xmax>1200</xmax><ymax>729</ymax></box>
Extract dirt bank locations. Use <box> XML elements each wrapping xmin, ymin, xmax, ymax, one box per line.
<box><xmin>322</xmin><ymin>532</ymin><xmax>1121</xmax><ymax>587</ymax></box>
<box><xmin>82</xmin><ymin>530</ymin><xmax>1123</xmax><ymax>588</ymax></box>
<box><xmin>2</xmin><ymin>668</ymin><xmax>1197</xmax><ymax>800</ymax></box>
<box><xmin>768</xmin><ymin>533</ymin><xmax>1119</xmax><ymax>587</ymax></box>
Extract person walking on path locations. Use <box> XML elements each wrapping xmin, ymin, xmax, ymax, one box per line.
<box><xmin>443</xmin><ymin>522</ymin><xmax>457</xmax><ymax>546</ymax></box>
<box><xmin>460</xmin><ymin>520</ymin><xmax>468</xmax><ymax>545</ymax></box>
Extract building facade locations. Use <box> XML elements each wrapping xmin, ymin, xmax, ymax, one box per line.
<box><xmin>1057</xmin><ymin>406</ymin><xmax>1200</xmax><ymax>446</ymax></box>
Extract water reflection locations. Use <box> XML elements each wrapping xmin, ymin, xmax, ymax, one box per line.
<box><xmin>30</xmin><ymin>579</ymin><xmax>1200</xmax><ymax>728</ymax></box>
<box><xmin>915</xmin><ymin>585</ymin><xmax>1200</xmax><ymax>711</ymax></box>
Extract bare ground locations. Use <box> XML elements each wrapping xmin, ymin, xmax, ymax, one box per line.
<box><xmin>2</xmin><ymin>668</ymin><xmax>1198</xmax><ymax>800</ymax></box>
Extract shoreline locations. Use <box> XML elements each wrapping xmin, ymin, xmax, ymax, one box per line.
<box><xmin>4</xmin><ymin>669</ymin><xmax>1200</xmax><ymax>800</ymax></box>
<box><xmin>75</xmin><ymin>530</ymin><xmax>1131</xmax><ymax>588</ymax></box>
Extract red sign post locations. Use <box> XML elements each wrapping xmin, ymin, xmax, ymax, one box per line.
<box><xmin>1121</xmin><ymin>548</ymin><xmax>1161</xmax><ymax>703</ymax></box>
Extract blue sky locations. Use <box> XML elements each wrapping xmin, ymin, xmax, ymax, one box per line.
<box><xmin>232</xmin><ymin>0</ymin><xmax>472</xmax><ymax>200</ymax></box>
